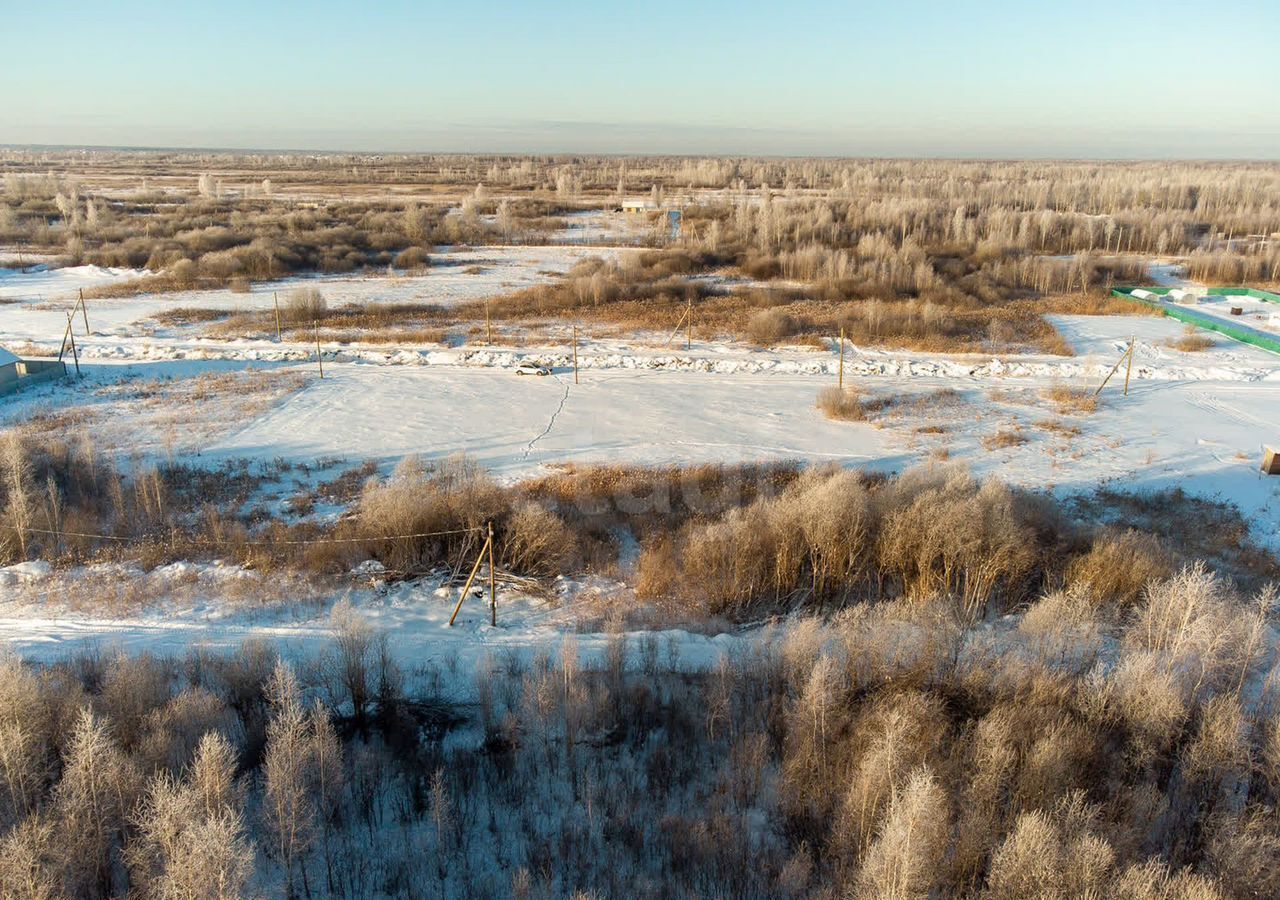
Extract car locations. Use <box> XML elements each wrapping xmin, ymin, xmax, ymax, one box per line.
<box><xmin>515</xmin><ymin>363</ymin><xmax>551</xmax><ymax>376</ymax></box>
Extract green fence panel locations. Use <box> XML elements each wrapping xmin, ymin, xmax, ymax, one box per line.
<box><xmin>1111</xmin><ymin>287</ymin><xmax>1280</xmax><ymax>356</ymax></box>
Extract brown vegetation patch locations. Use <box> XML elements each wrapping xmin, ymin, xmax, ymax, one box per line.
<box><xmin>982</xmin><ymin>427</ymin><xmax>1029</xmax><ymax>450</ymax></box>
<box><xmin>1043</xmin><ymin>384</ymin><xmax>1098</xmax><ymax>415</ymax></box>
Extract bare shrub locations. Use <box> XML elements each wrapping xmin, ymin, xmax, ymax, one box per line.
<box><xmin>393</xmin><ymin>246</ymin><xmax>430</xmax><ymax>270</ymax></box>
<box><xmin>816</xmin><ymin>386</ymin><xmax>867</xmax><ymax>421</ymax></box>
<box><xmin>352</xmin><ymin>455</ymin><xmax>506</xmax><ymax>573</ymax></box>
<box><xmin>746</xmin><ymin>307</ymin><xmax>802</xmax><ymax>344</ymax></box>
<box><xmin>1066</xmin><ymin>529</ymin><xmax>1172</xmax><ymax>607</ymax></box>
<box><xmin>876</xmin><ymin>469</ymin><xmax>1040</xmax><ymax>617</ymax></box>
<box><xmin>281</xmin><ymin>287</ymin><xmax>327</xmax><ymax>325</ymax></box>
<box><xmin>502</xmin><ymin>501</ymin><xmax>573</xmax><ymax>575</ymax></box>
<box><xmin>129</xmin><ymin>733</ymin><xmax>253</xmax><ymax>899</ymax></box>
<box><xmin>857</xmin><ymin>767</ymin><xmax>948</xmax><ymax>898</ymax></box>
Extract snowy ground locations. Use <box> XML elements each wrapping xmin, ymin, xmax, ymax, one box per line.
<box><xmin>0</xmin><ymin>245</ymin><xmax>620</xmax><ymax>348</ymax></box>
<box><xmin>4</xmin><ymin>256</ymin><xmax>1280</xmax><ymax>669</ymax></box>
<box><xmin>0</xmin><ymin>560</ymin><xmax>737</xmax><ymax>694</ymax></box>
<box><xmin>552</xmin><ymin>208</ymin><xmax>656</xmax><ymax>243</ymax></box>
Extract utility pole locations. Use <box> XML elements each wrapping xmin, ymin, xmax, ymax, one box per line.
<box><xmin>273</xmin><ymin>292</ymin><xmax>282</xmax><ymax>341</ymax></box>
<box><xmin>314</xmin><ymin>321</ymin><xmax>324</xmax><ymax>378</ymax></box>
<box><xmin>487</xmin><ymin>521</ymin><xmax>496</xmax><ymax>626</ymax></box>
<box><xmin>1123</xmin><ymin>336</ymin><xmax>1135</xmax><ymax>396</ymax></box>
<box><xmin>65</xmin><ymin>313</ymin><xmax>81</xmax><ymax>378</ymax></box>
<box><xmin>486</xmin><ymin>300</ymin><xmax>493</xmax><ymax>345</ymax></box>
<box><xmin>572</xmin><ymin>324</ymin><xmax>579</xmax><ymax>384</ymax></box>
<box><xmin>838</xmin><ymin>325</ymin><xmax>845</xmax><ymax>390</ymax></box>
<box><xmin>686</xmin><ymin>297</ymin><xmax>692</xmax><ymax>350</ymax></box>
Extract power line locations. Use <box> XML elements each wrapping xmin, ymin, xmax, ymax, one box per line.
<box><xmin>0</xmin><ymin>523</ymin><xmax>483</xmax><ymax>548</ymax></box>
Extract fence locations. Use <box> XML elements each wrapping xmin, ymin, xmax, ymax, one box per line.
<box><xmin>1111</xmin><ymin>287</ymin><xmax>1280</xmax><ymax>355</ymax></box>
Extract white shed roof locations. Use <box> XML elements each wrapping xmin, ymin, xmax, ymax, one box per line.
<box><xmin>0</xmin><ymin>347</ymin><xmax>19</xmax><ymax>367</ymax></box>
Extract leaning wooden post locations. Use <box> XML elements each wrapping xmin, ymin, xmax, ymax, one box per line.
<box><xmin>572</xmin><ymin>324</ymin><xmax>579</xmax><ymax>385</ymax></box>
<box><xmin>273</xmin><ymin>292</ymin><xmax>282</xmax><ymax>341</ymax></box>
<box><xmin>314</xmin><ymin>321</ymin><xmax>324</xmax><ymax>378</ymax></box>
<box><xmin>448</xmin><ymin>534</ymin><xmax>491</xmax><ymax>627</ymax></box>
<box><xmin>838</xmin><ymin>325</ymin><xmax>845</xmax><ymax>390</ymax></box>
<box><xmin>65</xmin><ymin>313</ymin><xmax>81</xmax><ymax>378</ymax></box>
<box><xmin>57</xmin><ymin>313</ymin><xmax>74</xmax><ymax>362</ymax></box>
<box><xmin>1094</xmin><ymin>343</ymin><xmax>1131</xmax><ymax>396</ymax></box>
<box><xmin>487</xmin><ymin>521</ymin><xmax>496</xmax><ymax>627</ymax></box>
<box><xmin>78</xmin><ymin>288</ymin><xmax>90</xmax><ymax>334</ymax></box>
<box><xmin>1123</xmin><ymin>336</ymin><xmax>1135</xmax><ymax>396</ymax></box>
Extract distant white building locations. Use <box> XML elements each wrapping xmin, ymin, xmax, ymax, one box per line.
<box><xmin>620</xmin><ymin>199</ymin><xmax>656</xmax><ymax>214</ymax></box>
<box><xmin>0</xmin><ymin>346</ymin><xmax>67</xmax><ymax>396</ymax></box>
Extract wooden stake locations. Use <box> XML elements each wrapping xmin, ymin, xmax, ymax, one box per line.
<box><xmin>572</xmin><ymin>324</ymin><xmax>579</xmax><ymax>384</ymax></box>
<box><xmin>1123</xmin><ymin>336</ymin><xmax>1135</xmax><ymax>396</ymax></box>
<box><xmin>448</xmin><ymin>535</ymin><xmax>491</xmax><ymax>627</ymax></box>
<box><xmin>273</xmin><ymin>292</ymin><xmax>282</xmax><ymax>341</ymax></box>
<box><xmin>487</xmin><ymin>521</ymin><xmax>497</xmax><ymax>627</ymax></box>
<box><xmin>65</xmin><ymin>314</ymin><xmax>81</xmax><ymax>378</ymax></box>
<box><xmin>663</xmin><ymin>305</ymin><xmax>690</xmax><ymax>348</ymax></box>
<box><xmin>1094</xmin><ymin>342</ymin><xmax>1130</xmax><ymax>396</ymax></box>
<box><xmin>838</xmin><ymin>325</ymin><xmax>845</xmax><ymax>390</ymax></box>
<box><xmin>78</xmin><ymin>288</ymin><xmax>89</xmax><ymax>335</ymax></box>
<box><xmin>314</xmin><ymin>321</ymin><xmax>324</xmax><ymax>378</ymax></box>
<box><xmin>686</xmin><ymin>296</ymin><xmax>692</xmax><ymax>350</ymax></box>
<box><xmin>485</xmin><ymin>300</ymin><xmax>492</xmax><ymax>345</ymax></box>
<box><xmin>57</xmin><ymin>313</ymin><xmax>74</xmax><ymax>362</ymax></box>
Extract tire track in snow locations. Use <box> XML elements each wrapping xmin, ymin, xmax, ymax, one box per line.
<box><xmin>523</xmin><ymin>375</ymin><xmax>571</xmax><ymax>460</ymax></box>
<box><xmin>1189</xmin><ymin>392</ymin><xmax>1274</xmax><ymax>429</ymax></box>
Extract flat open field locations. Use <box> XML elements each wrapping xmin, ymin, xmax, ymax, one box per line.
<box><xmin>4</xmin><ymin>154</ymin><xmax>1280</xmax><ymax>898</ymax></box>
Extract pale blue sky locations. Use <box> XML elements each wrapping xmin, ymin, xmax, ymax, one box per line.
<box><xmin>3</xmin><ymin>0</ymin><xmax>1278</xmax><ymax>157</ymax></box>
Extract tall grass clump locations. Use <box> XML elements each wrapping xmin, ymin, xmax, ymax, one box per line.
<box><xmin>281</xmin><ymin>287</ymin><xmax>327</xmax><ymax>325</ymax></box>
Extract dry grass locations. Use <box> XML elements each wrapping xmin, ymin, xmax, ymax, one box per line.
<box><xmin>816</xmin><ymin>386</ymin><xmax>868</xmax><ymax>421</ymax></box>
<box><xmin>982</xmin><ymin>427</ymin><xmax>1029</xmax><ymax>450</ymax></box>
<box><xmin>1065</xmin><ymin>528</ymin><xmax>1174</xmax><ymax>607</ymax></box>
<box><xmin>1036</xmin><ymin>419</ymin><xmax>1082</xmax><ymax>437</ymax></box>
<box><xmin>152</xmin><ymin>307</ymin><xmax>233</xmax><ymax>326</ymax></box>
<box><xmin>1166</xmin><ymin>330</ymin><xmax>1216</xmax><ymax>352</ymax></box>
<box><xmin>1043</xmin><ymin>384</ymin><xmax>1099</xmax><ymax>415</ymax></box>
<box><xmin>208</xmin><ymin>299</ymin><xmax>448</xmax><ymax>342</ymax></box>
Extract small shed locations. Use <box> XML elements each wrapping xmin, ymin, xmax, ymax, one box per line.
<box><xmin>621</xmin><ymin>199</ymin><xmax>656</xmax><ymax>214</ymax></box>
<box><xmin>1264</xmin><ymin>446</ymin><xmax>1280</xmax><ymax>476</ymax></box>
<box><xmin>0</xmin><ymin>347</ymin><xmax>67</xmax><ymax>397</ymax></box>
<box><xmin>0</xmin><ymin>347</ymin><xmax>19</xmax><ymax>391</ymax></box>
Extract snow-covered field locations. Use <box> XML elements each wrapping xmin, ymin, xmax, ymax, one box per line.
<box><xmin>0</xmin><ymin>245</ymin><xmax>618</xmax><ymax>348</ymax></box>
<box><xmin>4</xmin><ymin>256</ymin><xmax>1280</xmax><ymax>669</ymax></box>
<box><xmin>0</xmin><ymin>561</ymin><xmax>735</xmax><ymax>693</ymax></box>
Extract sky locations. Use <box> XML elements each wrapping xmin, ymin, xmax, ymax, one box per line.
<box><xmin>3</xmin><ymin>0</ymin><xmax>1278</xmax><ymax>158</ymax></box>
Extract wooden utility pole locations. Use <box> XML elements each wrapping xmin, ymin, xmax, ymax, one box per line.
<box><xmin>314</xmin><ymin>321</ymin><xmax>324</xmax><ymax>378</ymax></box>
<box><xmin>572</xmin><ymin>324</ymin><xmax>579</xmax><ymax>384</ymax></box>
<box><xmin>57</xmin><ymin>313</ymin><xmax>73</xmax><ymax>361</ymax></box>
<box><xmin>65</xmin><ymin>313</ymin><xmax>81</xmax><ymax>378</ymax></box>
<box><xmin>1094</xmin><ymin>338</ymin><xmax>1134</xmax><ymax>397</ymax></box>
<box><xmin>448</xmin><ymin>532</ymin><xmax>492</xmax><ymax>627</ymax></box>
<box><xmin>487</xmin><ymin>521</ymin><xmax>497</xmax><ymax>626</ymax></box>
<box><xmin>273</xmin><ymin>292</ymin><xmax>282</xmax><ymax>341</ymax></box>
<box><xmin>78</xmin><ymin>289</ymin><xmax>89</xmax><ymax>335</ymax></box>
<box><xmin>1123</xmin><ymin>335</ymin><xmax>1135</xmax><ymax>396</ymax></box>
<box><xmin>838</xmin><ymin>325</ymin><xmax>845</xmax><ymax>390</ymax></box>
